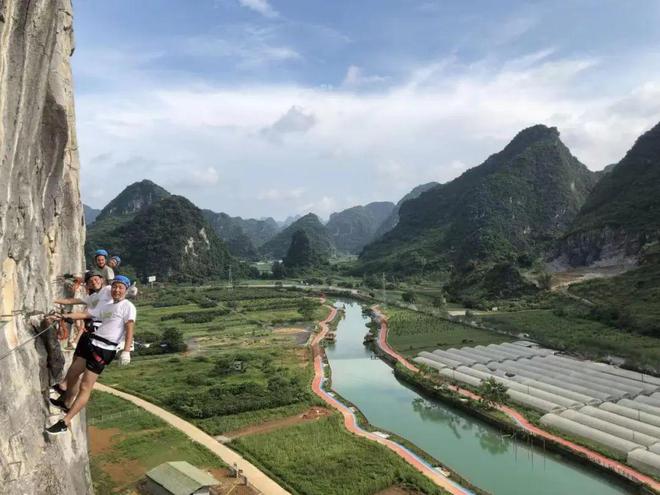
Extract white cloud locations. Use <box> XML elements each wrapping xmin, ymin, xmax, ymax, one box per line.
<box><xmin>238</xmin><ymin>0</ymin><xmax>278</xmax><ymax>18</ymax></box>
<box><xmin>183</xmin><ymin>28</ymin><xmax>300</xmax><ymax>68</ymax></box>
<box><xmin>258</xmin><ymin>187</ymin><xmax>306</xmax><ymax>200</ymax></box>
<box><xmin>76</xmin><ymin>50</ymin><xmax>660</xmax><ymax>217</ymax></box>
<box><xmin>261</xmin><ymin>105</ymin><xmax>316</xmax><ymax>141</ymax></box>
<box><xmin>342</xmin><ymin>65</ymin><xmax>388</xmax><ymax>87</ymax></box>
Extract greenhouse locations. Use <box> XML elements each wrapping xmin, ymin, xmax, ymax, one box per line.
<box><xmin>540</xmin><ymin>414</ymin><xmax>644</xmax><ymax>458</ymax></box>
<box><xmin>438</xmin><ymin>368</ymin><xmax>482</xmax><ymax>387</ymax></box>
<box><xmin>619</xmin><ymin>398</ymin><xmax>660</xmax><ymax>417</ymax></box>
<box><xmin>507</xmin><ymin>389</ymin><xmax>563</xmax><ymax>413</ymax></box>
<box><xmin>418</xmin><ymin>351</ymin><xmax>463</xmax><ymax>369</ymax></box>
<box><xmin>559</xmin><ymin>409</ymin><xmax>659</xmax><ymax>446</ymax></box>
<box><xmin>599</xmin><ymin>402</ymin><xmax>660</xmax><ymax>428</ymax></box>
<box><xmin>627</xmin><ymin>449</ymin><xmax>660</xmax><ymax>477</ymax></box>
<box><xmin>579</xmin><ymin>406</ymin><xmax>660</xmax><ymax>439</ymax></box>
<box><xmin>412</xmin><ymin>356</ymin><xmax>447</xmax><ymax>371</ymax></box>
<box><xmin>636</xmin><ymin>395</ymin><xmax>660</xmax><ymax>409</ymax></box>
<box><xmin>432</xmin><ymin>349</ymin><xmax>477</xmax><ymax>366</ymax></box>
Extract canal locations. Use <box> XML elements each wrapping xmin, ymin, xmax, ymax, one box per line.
<box><xmin>324</xmin><ymin>301</ymin><xmax>634</xmax><ymax>495</ymax></box>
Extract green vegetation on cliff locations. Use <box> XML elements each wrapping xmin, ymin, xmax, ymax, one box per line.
<box><xmin>359</xmin><ymin>125</ymin><xmax>597</xmax><ymax>298</ymax></box>
<box><xmin>325</xmin><ymin>201</ymin><xmax>395</xmax><ymax>254</ymax></box>
<box><xmin>261</xmin><ymin>213</ymin><xmax>335</xmax><ymax>259</ymax></box>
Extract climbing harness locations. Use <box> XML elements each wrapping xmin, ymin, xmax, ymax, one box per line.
<box><xmin>0</xmin><ymin>319</ymin><xmax>60</xmax><ymax>362</ymax></box>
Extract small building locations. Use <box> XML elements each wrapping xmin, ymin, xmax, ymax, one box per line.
<box><xmin>143</xmin><ymin>461</ymin><xmax>218</xmax><ymax>495</ymax></box>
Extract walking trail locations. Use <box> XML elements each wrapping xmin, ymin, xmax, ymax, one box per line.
<box><xmin>94</xmin><ymin>383</ymin><xmax>290</xmax><ymax>495</ymax></box>
<box><xmin>371</xmin><ymin>305</ymin><xmax>660</xmax><ymax>494</ymax></box>
<box><xmin>310</xmin><ymin>302</ymin><xmax>476</xmax><ymax>495</ymax></box>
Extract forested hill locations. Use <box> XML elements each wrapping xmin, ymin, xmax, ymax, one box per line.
<box><xmin>373</xmin><ymin>182</ymin><xmax>439</xmax><ymax>239</ymax></box>
<box><xmin>202</xmin><ymin>210</ymin><xmax>261</xmax><ymax>260</ymax></box>
<box><xmin>86</xmin><ymin>179</ymin><xmax>172</xmax><ymax>261</ymax></box>
<box><xmin>326</xmin><ymin>201</ymin><xmax>395</xmax><ymax>254</ymax></box>
<box><xmin>83</xmin><ymin>204</ymin><xmax>101</xmax><ymax>225</ymax></box>
<box><xmin>260</xmin><ymin>213</ymin><xmax>335</xmax><ymax>259</ymax></box>
<box><xmin>554</xmin><ymin>121</ymin><xmax>660</xmax><ymax>267</ymax></box>
<box><xmin>115</xmin><ymin>196</ymin><xmax>239</xmax><ymax>281</ymax></box>
<box><xmin>95</xmin><ymin>179</ymin><xmax>170</xmax><ymax>222</ymax></box>
<box><xmin>359</xmin><ymin>125</ymin><xmax>598</xmax><ymax>290</ymax></box>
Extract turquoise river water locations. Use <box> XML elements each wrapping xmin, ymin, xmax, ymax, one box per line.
<box><xmin>324</xmin><ymin>301</ymin><xmax>635</xmax><ymax>495</ymax></box>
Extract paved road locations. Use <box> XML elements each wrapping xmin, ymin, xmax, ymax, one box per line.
<box><xmin>94</xmin><ymin>383</ymin><xmax>290</xmax><ymax>495</ymax></box>
<box><xmin>371</xmin><ymin>306</ymin><xmax>660</xmax><ymax>494</ymax></box>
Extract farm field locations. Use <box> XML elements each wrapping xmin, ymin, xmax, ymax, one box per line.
<box><xmin>384</xmin><ymin>306</ymin><xmax>512</xmax><ymax>358</ymax></box>
<box><xmin>233</xmin><ymin>414</ymin><xmax>444</xmax><ymax>495</ymax></box>
<box><xmin>87</xmin><ymin>391</ymin><xmax>231</xmax><ymax>494</ymax></box>
<box><xmin>480</xmin><ymin>309</ymin><xmax>660</xmax><ymax>370</ymax></box>
<box><xmin>94</xmin><ymin>285</ymin><xmax>444</xmax><ymax>494</ymax></box>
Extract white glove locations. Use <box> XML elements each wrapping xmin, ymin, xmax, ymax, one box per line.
<box><xmin>119</xmin><ymin>351</ymin><xmax>131</xmax><ymax>366</ymax></box>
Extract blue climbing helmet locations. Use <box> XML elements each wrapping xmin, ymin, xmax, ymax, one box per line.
<box><xmin>94</xmin><ymin>249</ymin><xmax>109</xmax><ymax>258</ymax></box>
<box><xmin>110</xmin><ymin>255</ymin><xmax>121</xmax><ymax>265</ymax></box>
<box><xmin>112</xmin><ymin>275</ymin><xmax>131</xmax><ymax>288</ymax></box>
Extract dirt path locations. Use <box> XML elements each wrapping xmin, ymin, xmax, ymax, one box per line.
<box><xmin>371</xmin><ymin>306</ymin><xmax>660</xmax><ymax>494</ymax></box>
<box><xmin>310</xmin><ymin>304</ymin><xmax>475</xmax><ymax>495</ymax></box>
<box><xmin>225</xmin><ymin>407</ymin><xmax>331</xmax><ymax>439</ymax></box>
<box><xmin>94</xmin><ymin>383</ymin><xmax>290</xmax><ymax>495</ymax></box>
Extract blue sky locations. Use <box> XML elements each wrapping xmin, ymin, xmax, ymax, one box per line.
<box><xmin>74</xmin><ymin>0</ymin><xmax>660</xmax><ymax>219</ymax></box>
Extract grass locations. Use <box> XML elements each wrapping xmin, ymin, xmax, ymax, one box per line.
<box><xmin>232</xmin><ymin>414</ymin><xmax>446</xmax><ymax>495</ymax></box>
<box><xmin>480</xmin><ymin>309</ymin><xmax>660</xmax><ymax>369</ymax></box>
<box><xmin>384</xmin><ymin>306</ymin><xmax>513</xmax><ymax>358</ymax></box>
<box><xmin>88</xmin><ymin>391</ymin><xmax>224</xmax><ymax>494</ymax></box>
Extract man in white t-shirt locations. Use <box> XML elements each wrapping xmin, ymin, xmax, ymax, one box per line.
<box><xmin>47</xmin><ymin>275</ymin><xmax>136</xmax><ymax>435</ymax></box>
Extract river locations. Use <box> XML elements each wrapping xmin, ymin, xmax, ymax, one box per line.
<box><xmin>324</xmin><ymin>301</ymin><xmax>634</xmax><ymax>495</ymax></box>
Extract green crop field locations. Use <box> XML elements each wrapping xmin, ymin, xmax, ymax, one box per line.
<box><xmin>480</xmin><ymin>309</ymin><xmax>660</xmax><ymax>369</ymax></box>
<box><xmin>384</xmin><ymin>307</ymin><xmax>513</xmax><ymax>358</ymax></box>
<box><xmin>233</xmin><ymin>414</ymin><xmax>445</xmax><ymax>495</ymax></box>
<box><xmin>87</xmin><ymin>391</ymin><xmax>224</xmax><ymax>494</ymax></box>
<box><xmin>100</xmin><ymin>286</ymin><xmax>327</xmax><ymax>435</ymax></box>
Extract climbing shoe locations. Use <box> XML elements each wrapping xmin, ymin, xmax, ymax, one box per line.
<box><xmin>51</xmin><ymin>383</ymin><xmax>65</xmax><ymax>396</ymax></box>
<box><xmin>49</xmin><ymin>397</ymin><xmax>70</xmax><ymax>413</ymax></box>
<box><xmin>45</xmin><ymin>420</ymin><xmax>68</xmax><ymax>435</ymax></box>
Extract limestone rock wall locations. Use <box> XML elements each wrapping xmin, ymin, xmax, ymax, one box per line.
<box><xmin>0</xmin><ymin>1</ymin><xmax>90</xmax><ymax>493</ymax></box>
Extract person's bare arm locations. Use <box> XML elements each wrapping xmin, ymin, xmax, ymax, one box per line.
<box><xmin>123</xmin><ymin>320</ymin><xmax>135</xmax><ymax>353</ymax></box>
<box><xmin>61</xmin><ymin>311</ymin><xmax>93</xmax><ymax>320</ymax></box>
<box><xmin>54</xmin><ymin>297</ymin><xmax>86</xmax><ymax>306</ymax></box>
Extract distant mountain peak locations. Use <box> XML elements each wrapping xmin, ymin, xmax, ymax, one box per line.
<box><xmin>96</xmin><ymin>179</ymin><xmax>170</xmax><ymax>221</ymax></box>
<box><xmin>499</xmin><ymin>124</ymin><xmax>560</xmax><ymax>158</ymax></box>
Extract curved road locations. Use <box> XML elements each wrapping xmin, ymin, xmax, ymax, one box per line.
<box><xmin>94</xmin><ymin>383</ymin><xmax>290</xmax><ymax>495</ymax></box>
<box><xmin>371</xmin><ymin>306</ymin><xmax>660</xmax><ymax>494</ymax></box>
<box><xmin>310</xmin><ymin>304</ymin><xmax>475</xmax><ymax>495</ymax></box>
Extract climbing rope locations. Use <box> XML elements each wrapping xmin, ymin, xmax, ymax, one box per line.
<box><xmin>0</xmin><ymin>318</ymin><xmax>60</xmax><ymax>362</ymax></box>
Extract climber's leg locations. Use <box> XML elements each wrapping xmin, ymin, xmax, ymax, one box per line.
<box><xmin>63</xmin><ymin>369</ymin><xmax>98</xmax><ymax>426</ymax></box>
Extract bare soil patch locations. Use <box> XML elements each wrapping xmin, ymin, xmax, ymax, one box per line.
<box><xmin>375</xmin><ymin>486</ymin><xmax>425</xmax><ymax>495</ymax></box>
<box><xmin>225</xmin><ymin>407</ymin><xmax>332</xmax><ymax>439</ymax></box>
<box><xmin>102</xmin><ymin>458</ymin><xmax>144</xmax><ymax>487</ymax></box>
<box><xmin>88</xmin><ymin>426</ymin><xmax>121</xmax><ymax>456</ymax></box>
<box><xmin>209</xmin><ymin>468</ymin><xmax>259</xmax><ymax>495</ymax></box>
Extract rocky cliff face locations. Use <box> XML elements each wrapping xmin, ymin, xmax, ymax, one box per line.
<box><xmin>0</xmin><ymin>1</ymin><xmax>91</xmax><ymax>494</ymax></box>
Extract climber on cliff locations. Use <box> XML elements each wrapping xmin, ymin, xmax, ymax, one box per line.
<box><xmin>46</xmin><ymin>275</ymin><xmax>136</xmax><ymax>435</ymax></box>
<box><xmin>93</xmin><ymin>249</ymin><xmax>114</xmax><ymax>284</ymax></box>
<box><xmin>108</xmin><ymin>255</ymin><xmax>121</xmax><ymax>272</ymax></box>
<box><xmin>50</xmin><ymin>269</ymin><xmax>110</xmax><ymax>395</ymax></box>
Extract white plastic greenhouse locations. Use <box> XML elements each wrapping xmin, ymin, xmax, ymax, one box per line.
<box><xmin>579</xmin><ymin>406</ymin><xmax>660</xmax><ymax>439</ymax></box>
<box><xmin>506</xmin><ymin>389</ymin><xmax>563</xmax><ymax>413</ymax></box>
<box><xmin>627</xmin><ymin>448</ymin><xmax>660</xmax><ymax>477</ymax></box>
<box><xmin>599</xmin><ymin>402</ymin><xmax>660</xmax><ymax>428</ymax></box>
<box><xmin>540</xmin><ymin>414</ymin><xmax>645</xmax><ymax>458</ymax></box>
<box><xmin>559</xmin><ymin>409</ymin><xmax>659</xmax><ymax>446</ymax></box>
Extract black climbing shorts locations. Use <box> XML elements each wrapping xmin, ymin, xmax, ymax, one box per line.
<box><xmin>74</xmin><ymin>333</ymin><xmax>116</xmax><ymax>375</ymax></box>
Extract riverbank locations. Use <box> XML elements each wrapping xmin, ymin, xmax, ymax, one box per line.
<box><xmin>369</xmin><ymin>305</ymin><xmax>660</xmax><ymax>495</ymax></box>
<box><xmin>310</xmin><ymin>303</ymin><xmax>478</xmax><ymax>495</ymax></box>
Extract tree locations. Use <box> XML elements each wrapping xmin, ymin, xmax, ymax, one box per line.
<box><xmin>271</xmin><ymin>260</ymin><xmax>285</xmax><ymax>279</ymax></box>
<box><xmin>283</xmin><ymin>230</ymin><xmax>322</xmax><ymax>274</ymax></box>
<box><xmin>431</xmin><ymin>292</ymin><xmax>446</xmax><ymax>310</ymax></box>
<box><xmin>298</xmin><ymin>298</ymin><xmax>317</xmax><ymax>321</ymax></box>
<box><xmin>478</xmin><ymin>377</ymin><xmax>508</xmax><ymax>410</ymax></box>
<box><xmin>162</xmin><ymin>327</ymin><xmax>187</xmax><ymax>352</ymax></box>
<box><xmin>402</xmin><ymin>291</ymin><xmax>416</xmax><ymax>303</ymax></box>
